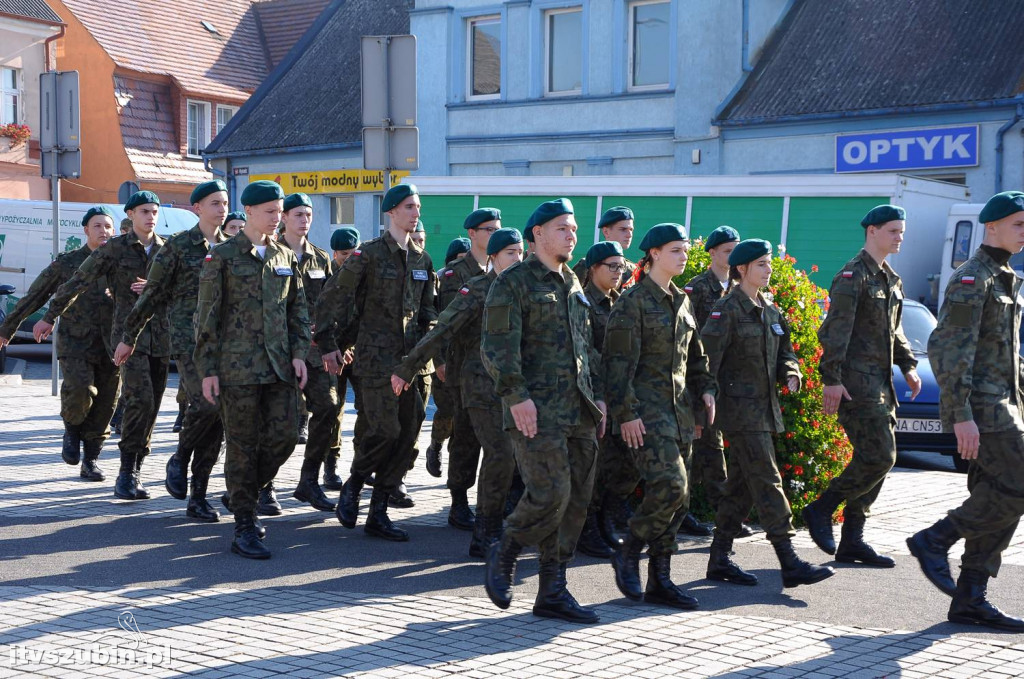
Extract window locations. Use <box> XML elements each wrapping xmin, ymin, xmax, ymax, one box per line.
<box><xmin>467</xmin><ymin>16</ymin><xmax>501</xmax><ymax>99</ymax></box>
<box><xmin>215</xmin><ymin>105</ymin><xmax>238</xmax><ymax>136</ymax></box>
<box><xmin>951</xmin><ymin>220</ymin><xmax>972</xmax><ymax>269</ymax></box>
<box><xmin>186</xmin><ymin>100</ymin><xmax>211</xmax><ymax>156</ymax></box>
<box><xmin>629</xmin><ymin>0</ymin><xmax>670</xmax><ymax>89</ymax></box>
<box><xmin>544</xmin><ymin>8</ymin><xmax>582</xmax><ymax>95</ymax></box>
<box><xmin>330</xmin><ymin>195</ymin><xmax>355</xmax><ymax>225</ymax></box>
<box><xmin>1</xmin><ymin>67</ymin><xmax>21</xmax><ymax>124</ymax></box>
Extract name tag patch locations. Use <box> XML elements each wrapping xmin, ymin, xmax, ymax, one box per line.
<box><xmin>771</xmin><ymin>323</ymin><xmax>785</xmax><ymax>336</ymax></box>
<box><xmin>412</xmin><ymin>269</ymin><xmax>429</xmax><ymax>281</ymax></box>
<box><xmin>307</xmin><ymin>269</ymin><xmax>326</xmax><ymax>279</ymax></box>
<box><xmin>274</xmin><ymin>266</ymin><xmax>293</xmax><ymax>276</ymax></box>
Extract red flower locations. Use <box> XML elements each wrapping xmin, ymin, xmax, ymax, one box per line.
<box><xmin>785</xmin><ymin>432</ymin><xmax>794</xmax><ymax>439</ymax></box>
<box><xmin>794</xmin><ymin>465</ymin><xmax>804</xmax><ymax>476</ymax></box>
<box><xmin>811</xmin><ymin>264</ymin><xmax>819</xmax><ymax>273</ymax></box>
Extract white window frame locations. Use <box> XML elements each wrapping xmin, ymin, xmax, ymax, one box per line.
<box><xmin>628</xmin><ymin>0</ymin><xmax>670</xmax><ymax>92</ymax></box>
<box><xmin>1</xmin><ymin>66</ymin><xmax>22</xmax><ymax>125</ymax></box>
<box><xmin>215</xmin><ymin>104</ymin><xmax>238</xmax><ymax>137</ymax></box>
<box><xmin>543</xmin><ymin>7</ymin><xmax>583</xmax><ymax>97</ymax></box>
<box><xmin>186</xmin><ymin>99</ymin><xmax>211</xmax><ymax>157</ymax></box>
<box><xmin>466</xmin><ymin>15</ymin><xmax>502</xmax><ymax>101</ymax></box>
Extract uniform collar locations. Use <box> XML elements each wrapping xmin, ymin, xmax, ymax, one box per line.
<box><xmin>976</xmin><ymin>245</ymin><xmax>1015</xmax><ymax>275</ymax></box>
<box><xmin>585</xmin><ymin>280</ymin><xmax>618</xmax><ymax>305</ymax></box>
<box><xmin>732</xmin><ymin>287</ymin><xmax>769</xmax><ymax>314</ymax></box>
<box><xmin>524</xmin><ymin>252</ymin><xmax>571</xmax><ymax>284</ymax></box>
<box><xmin>124</xmin><ymin>228</ymin><xmax>163</xmax><ymax>249</ymax></box>
<box><xmin>639</xmin><ymin>273</ymin><xmax>680</xmax><ymax>301</ymax></box>
<box><xmin>234</xmin><ymin>230</ymin><xmax>275</xmax><ymax>259</ymax></box>
<box><xmin>189</xmin><ymin>224</ymin><xmax>226</xmax><ymax>245</ymax></box>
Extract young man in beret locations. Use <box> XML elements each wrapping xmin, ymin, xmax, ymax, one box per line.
<box><xmin>316</xmin><ymin>183</ymin><xmax>438</xmax><ymax>541</ymax></box>
<box><xmin>573</xmin><ymin>206</ymin><xmax>637</xmax><ymax>288</ymax></box>
<box><xmin>908</xmin><ymin>191</ymin><xmax>1024</xmax><ymax>630</ymax></box>
<box><xmin>41</xmin><ymin>191</ymin><xmax>171</xmax><ymax>500</ymax></box>
<box><xmin>804</xmin><ymin>205</ymin><xmax>920</xmax><ymax>566</ymax></box>
<box><xmin>0</xmin><ymin>207</ymin><xmax>118</xmax><ymax>480</ymax></box>
<box><xmin>481</xmin><ymin>197</ymin><xmax>607</xmax><ymax>624</ymax></box>
<box><xmin>222</xmin><ymin>211</ymin><xmax>246</xmax><ymax>238</ymax></box>
<box><xmin>115</xmin><ymin>181</ymin><xmax>229</xmax><ymax>521</ymax></box>
<box><xmin>194</xmin><ymin>180</ymin><xmax>310</xmax><ymax>559</ymax></box>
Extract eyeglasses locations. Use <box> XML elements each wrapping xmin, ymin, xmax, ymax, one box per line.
<box><xmin>601</xmin><ymin>263</ymin><xmax>627</xmax><ymax>273</ymax></box>
<box><xmin>471</xmin><ymin>226</ymin><xmax>500</xmax><ymax>234</ymax></box>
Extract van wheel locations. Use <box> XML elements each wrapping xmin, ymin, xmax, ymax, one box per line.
<box><xmin>951</xmin><ymin>453</ymin><xmax>970</xmax><ymax>474</ymax></box>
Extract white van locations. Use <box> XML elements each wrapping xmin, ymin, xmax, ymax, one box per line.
<box><xmin>938</xmin><ymin>203</ymin><xmax>1024</xmax><ymax>308</ymax></box>
<box><xmin>0</xmin><ymin>199</ymin><xmax>197</xmax><ymax>338</ymax></box>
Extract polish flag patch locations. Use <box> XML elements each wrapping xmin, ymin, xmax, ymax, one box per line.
<box><xmin>683</xmin><ymin>285</ymin><xmax>693</xmax><ymax>293</ymax></box>
<box><xmin>459</xmin><ymin>287</ymin><xmax>470</xmax><ymax>295</ymax></box>
<box><xmin>710</xmin><ymin>311</ymin><xmax>722</xmax><ymax>320</ymax></box>
<box><xmin>961</xmin><ymin>275</ymin><xmax>975</xmax><ymax>285</ymax></box>
<box><xmin>352</xmin><ymin>250</ymin><xmax>362</xmax><ymax>256</ymax></box>
<box><xmin>205</xmin><ymin>253</ymin><xmax>213</xmax><ymax>261</ymax></box>
<box><xmin>841</xmin><ymin>271</ymin><xmax>854</xmax><ymax>279</ymax></box>
<box><xmin>444</xmin><ymin>270</ymin><xmax>455</xmax><ymax>277</ymax></box>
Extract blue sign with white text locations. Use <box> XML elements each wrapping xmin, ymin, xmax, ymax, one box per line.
<box><xmin>835</xmin><ymin>125</ymin><xmax>978</xmax><ymax>173</ymax></box>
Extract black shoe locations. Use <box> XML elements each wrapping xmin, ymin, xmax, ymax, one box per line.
<box><xmin>322</xmin><ymin>457</ymin><xmax>343</xmax><ymax>491</ymax></box>
<box><xmin>706</xmin><ymin>534</ymin><xmax>758</xmax><ymax>586</ymax></box>
<box><xmin>533</xmin><ymin>561</ymin><xmax>599</xmax><ymax>624</ymax></box>
<box><xmin>172</xmin><ymin>403</ymin><xmax>186</xmax><ymax>433</ymax></box>
<box><xmin>645</xmin><ymin>553</ymin><xmax>699</xmax><ymax>610</ymax></box>
<box><xmin>164</xmin><ymin>451</ymin><xmax>189</xmax><ymax>500</ymax></box>
<box><xmin>133</xmin><ymin>471</ymin><xmax>151</xmax><ymax>499</ymax></box>
<box><xmin>598</xmin><ymin>492</ymin><xmax>628</xmax><ymax>548</ymax></box>
<box><xmin>448</xmin><ymin>488</ymin><xmax>475</xmax><ymax>531</ymax></box>
<box><xmin>425</xmin><ymin>441</ymin><xmax>443</xmax><ymax>478</ymax></box>
<box><xmin>906</xmin><ymin>516</ymin><xmax>960</xmax><ymax>596</ymax></box>
<box><xmin>469</xmin><ymin>513</ymin><xmax>501</xmax><ymax>559</ymax></box>
<box><xmin>484</xmin><ymin>533</ymin><xmax>522</xmax><ymax>610</ymax></box>
<box><xmin>365</xmin><ymin>488</ymin><xmax>409</xmax><ymax>541</ymax></box>
<box><xmin>773</xmin><ymin>539</ymin><xmax>834</xmax><ymax>588</ymax></box>
<box><xmin>186</xmin><ymin>477</ymin><xmax>220</xmax><ymax>523</ymax></box>
<box><xmin>257</xmin><ymin>483</ymin><xmax>283</xmax><ymax>516</ymax></box>
<box><xmin>948</xmin><ymin>568</ymin><xmax>1024</xmax><ymax>631</ymax></box>
<box><xmin>294</xmin><ymin>477</ymin><xmax>337</xmax><ymax>512</ymax></box>
<box><xmin>611</xmin><ymin>532</ymin><xmax>645</xmax><ymax>601</ymax></box>
<box><xmin>61</xmin><ymin>423</ymin><xmax>83</xmax><ymax>465</ymax></box>
<box><xmin>577</xmin><ymin>512</ymin><xmax>616</xmax><ymax>559</ymax></box>
<box><xmin>297</xmin><ymin>417</ymin><xmax>308</xmax><ymax>445</ymax></box>
<box><xmin>80</xmin><ymin>440</ymin><xmax>105</xmax><ymax>481</ymax></box>
<box><xmin>252</xmin><ymin>512</ymin><xmax>266</xmax><ymax>540</ymax></box>
<box><xmin>737</xmin><ymin>523</ymin><xmax>755</xmax><ymax>538</ymax></box>
<box><xmin>388</xmin><ymin>483</ymin><xmax>415</xmax><ymax>509</ymax></box>
<box><xmin>335</xmin><ymin>474</ymin><xmax>364</xmax><ymax>528</ymax></box>
<box><xmin>835</xmin><ymin>515</ymin><xmax>895</xmax><ymax>568</ymax></box>
<box><xmin>114</xmin><ymin>452</ymin><xmax>138</xmax><ymax>499</ymax></box>
<box><xmin>678</xmin><ymin>512</ymin><xmax>713</xmax><ymax>537</ymax></box>
<box><xmin>231</xmin><ymin>513</ymin><xmax>271</xmax><ymax>559</ymax></box>
<box><xmin>801</xmin><ymin>490</ymin><xmax>842</xmax><ymax>556</ymax></box>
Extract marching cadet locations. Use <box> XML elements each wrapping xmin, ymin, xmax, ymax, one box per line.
<box><xmin>115</xmin><ymin>181</ymin><xmax>229</xmax><ymax>522</ymax></box>
<box><xmin>222</xmin><ymin>211</ymin><xmax>246</xmax><ymax>238</ymax></box>
<box><xmin>317</xmin><ymin>183</ymin><xmax>437</xmax><ymax>542</ymax></box>
<box><xmin>573</xmin><ymin>206</ymin><xmax>637</xmax><ymax>288</ymax></box>
<box><xmin>194</xmin><ymin>180</ymin><xmax>310</xmax><ymax>559</ymax></box>
<box><xmin>482</xmin><ymin>198</ymin><xmax>606</xmax><ymax>625</ymax></box>
<box><xmin>908</xmin><ymin>191</ymin><xmax>1024</xmax><ymax>631</ymax></box>
<box><xmin>804</xmin><ymin>206</ymin><xmax>920</xmax><ymax>566</ymax></box>
<box><xmin>40</xmin><ymin>191</ymin><xmax>170</xmax><ymax>501</ymax></box>
<box><xmin>0</xmin><ymin>207</ymin><xmax>118</xmax><ymax>480</ymax></box>
<box><xmin>702</xmin><ymin>239</ymin><xmax>834</xmax><ymax>589</ymax></box>
<box><xmin>605</xmin><ymin>224</ymin><xmax>716</xmax><ymax>610</ymax></box>
<box><xmin>392</xmin><ymin>228</ymin><xmax>525</xmax><ymax>557</ymax></box>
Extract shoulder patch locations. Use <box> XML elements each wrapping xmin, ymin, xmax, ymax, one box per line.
<box><xmin>353</xmin><ymin>249</ymin><xmax>362</xmax><ymax>256</ymax></box>
<box><xmin>459</xmin><ymin>286</ymin><xmax>470</xmax><ymax>295</ymax></box>
<box><xmin>961</xmin><ymin>275</ymin><xmax>975</xmax><ymax>285</ymax></box>
<box><xmin>445</xmin><ymin>270</ymin><xmax>455</xmax><ymax>277</ymax></box>
<box><xmin>683</xmin><ymin>285</ymin><xmax>693</xmax><ymax>293</ymax></box>
<box><xmin>841</xmin><ymin>271</ymin><xmax>854</xmax><ymax>279</ymax></box>
<box><xmin>710</xmin><ymin>311</ymin><xmax>722</xmax><ymax>320</ymax></box>
<box><xmin>205</xmin><ymin>253</ymin><xmax>213</xmax><ymax>261</ymax></box>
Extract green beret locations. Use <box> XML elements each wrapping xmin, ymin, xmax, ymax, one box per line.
<box><xmin>525</xmin><ymin>198</ymin><xmax>574</xmax><ymax>242</ymax></box>
<box><xmin>464</xmin><ymin>207</ymin><xmax>501</xmax><ymax>229</ymax></box>
<box><xmin>382</xmin><ymin>183</ymin><xmax>418</xmax><ymax>212</ymax></box>
<box><xmin>224</xmin><ymin>211</ymin><xmax>246</xmax><ymax>225</ymax></box>
<box><xmin>330</xmin><ymin>226</ymin><xmax>360</xmax><ymax>251</ymax></box>
<box><xmin>446</xmin><ymin>237</ymin><xmax>472</xmax><ymax>264</ymax></box>
<box><xmin>584</xmin><ymin>241</ymin><xmax>624</xmax><ymax>269</ymax></box>
<box><xmin>81</xmin><ymin>206</ymin><xmax>115</xmax><ymax>226</ymax></box>
<box><xmin>414</xmin><ymin>219</ymin><xmax>425</xmax><ymax>233</ymax></box>
<box><xmin>124</xmin><ymin>190</ymin><xmax>160</xmax><ymax>211</ymax></box>
<box><xmin>728</xmin><ymin>238</ymin><xmax>772</xmax><ymax>266</ymax></box>
<box><xmin>283</xmin><ymin>193</ymin><xmax>313</xmax><ymax>212</ymax></box>
<box><xmin>979</xmin><ymin>191</ymin><xmax>1024</xmax><ymax>224</ymax></box>
<box><xmin>598</xmin><ymin>206</ymin><xmax>633</xmax><ymax>229</ymax></box>
<box><xmin>860</xmin><ymin>204</ymin><xmax>906</xmax><ymax>228</ymax></box>
<box><xmin>487</xmin><ymin>228</ymin><xmax>522</xmax><ymax>256</ymax></box>
<box><xmin>190</xmin><ymin>180</ymin><xmax>227</xmax><ymax>205</ymax></box>
<box><xmin>639</xmin><ymin>223</ymin><xmax>687</xmax><ymax>251</ymax></box>
<box><xmin>704</xmin><ymin>225</ymin><xmax>740</xmax><ymax>251</ymax></box>
<box><xmin>240</xmin><ymin>180</ymin><xmax>284</xmax><ymax>206</ymax></box>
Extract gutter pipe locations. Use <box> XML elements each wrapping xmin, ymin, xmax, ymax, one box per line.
<box><xmin>994</xmin><ymin>101</ymin><xmax>1023</xmax><ymax>194</ymax></box>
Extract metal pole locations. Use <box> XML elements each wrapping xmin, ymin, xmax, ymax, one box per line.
<box><xmin>381</xmin><ymin>36</ymin><xmax>392</xmax><ymax>236</ymax></box>
<box><xmin>50</xmin><ymin>150</ymin><xmax>59</xmax><ymax>396</ymax></box>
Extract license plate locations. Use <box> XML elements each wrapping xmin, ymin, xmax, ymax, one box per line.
<box><xmin>895</xmin><ymin>418</ymin><xmax>943</xmax><ymax>434</ymax></box>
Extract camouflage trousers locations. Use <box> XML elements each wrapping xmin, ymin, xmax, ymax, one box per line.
<box><xmin>690</xmin><ymin>426</ymin><xmax>728</xmax><ymax>509</ymax></box>
<box><xmin>175</xmin><ymin>352</ymin><xmax>223</xmax><ymax>480</ymax></box>
<box><xmin>430</xmin><ymin>377</ymin><xmax>456</xmax><ymax>446</ymax></box>
<box><xmin>448</xmin><ymin>392</ymin><xmax>482</xmax><ymax>491</ymax></box>
<box><xmin>715</xmin><ymin>431</ymin><xmax>795</xmax><ymax>543</ymax></box>
<box><xmin>627</xmin><ymin>435</ymin><xmax>691</xmax><ymax>556</ymax></box>
<box><xmin>352</xmin><ymin>377</ymin><xmax>424</xmax><ymax>489</ymax></box>
<box><xmin>948</xmin><ymin>430</ymin><xmax>1024</xmax><ymax>576</ymax></box>
<box><xmin>176</xmin><ymin>386</ymin><xmax>187</xmax><ymax>406</ymax></box>
<box><xmin>468</xmin><ymin>406</ymin><xmax>516</xmax><ymax>517</ymax></box>
<box><xmin>301</xmin><ymin>362</ymin><xmax>341</xmax><ymax>466</ymax></box>
<box><xmin>507</xmin><ymin>420</ymin><xmax>597</xmax><ymax>563</ymax></box>
<box><xmin>588</xmin><ymin>431</ymin><xmax>641</xmax><ymax>512</ymax></box>
<box><xmin>829</xmin><ymin>412</ymin><xmax>897</xmax><ymax>520</ymax></box>
<box><xmin>118</xmin><ymin>352</ymin><xmax>169</xmax><ymax>461</ymax></box>
<box><xmin>220</xmin><ymin>381</ymin><xmax>299</xmax><ymax>514</ymax></box>
<box><xmin>334</xmin><ymin>366</ymin><xmax>356</xmax><ymax>466</ymax></box>
<box><xmin>59</xmin><ymin>354</ymin><xmax>120</xmax><ymax>443</ymax></box>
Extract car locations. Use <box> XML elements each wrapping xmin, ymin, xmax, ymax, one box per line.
<box><xmin>0</xmin><ymin>283</ymin><xmax>14</xmax><ymax>373</ymax></box>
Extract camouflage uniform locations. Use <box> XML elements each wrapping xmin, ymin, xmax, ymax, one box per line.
<box><xmin>701</xmin><ymin>287</ymin><xmax>801</xmax><ymax>543</ymax></box>
<box><xmin>604</xmin><ymin>275</ymin><xmax>716</xmax><ymax>555</ymax></box>
<box><xmin>193</xmin><ymin>231</ymin><xmax>310</xmax><ymax>514</ymax></box>
<box><xmin>482</xmin><ymin>254</ymin><xmax>604</xmax><ymax>563</ymax></box>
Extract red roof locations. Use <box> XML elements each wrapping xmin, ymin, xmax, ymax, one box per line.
<box><xmin>253</xmin><ymin>0</ymin><xmax>331</xmax><ymax>69</ymax></box>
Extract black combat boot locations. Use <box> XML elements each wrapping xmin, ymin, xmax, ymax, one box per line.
<box><xmin>533</xmin><ymin>561</ymin><xmax>600</xmax><ymax>624</ymax></box>
<box><xmin>484</xmin><ymin>533</ymin><xmax>523</xmax><ymax>610</ymax></box>
<box><xmin>335</xmin><ymin>474</ymin><xmax>364</xmax><ymax>528</ymax></box>
<box><xmin>322</xmin><ymin>456</ymin><xmax>343</xmax><ymax>491</ymax></box>
<box><xmin>598</xmin><ymin>492</ymin><xmax>630</xmax><ymax>548</ymax></box>
<box><xmin>678</xmin><ymin>512</ymin><xmax>713</xmax><ymax>537</ymax></box>
<box><xmin>293</xmin><ymin>459</ymin><xmax>336</xmax><ymax>511</ymax></box>
<box><xmin>773</xmin><ymin>539</ymin><xmax>835</xmax><ymax>588</ymax></box>
<box><xmin>220</xmin><ymin>494</ymin><xmax>265</xmax><ymax>538</ymax></box>
<box><xmin>448</xmin><ymin>488</ymin><xmax>475</xmax><ymax>531</ymax></box>
<box><xmin>133</xmin><ymin>455</ymin><xmax>150</xmax><ymax>499</ymax></box>
<box><xmin>469</xmin><ymin>513</ymin><xmax>493</xmax><ymax>558</ymax></box>
<box><xmin>737</xmin><ymin>522</ymin><xmax>755</xmax><ymax>538</ymax></box>
<box><xmin>172</xmin><ymin>402</ymin><xmax>186</xmax><ymax>433</ymax></box>
<box><xmin>425</xmin><ymin>441</ymin><xmax>443</xmax><ymax>478</ymax></box>
<box><xmin>948</xmin><ymin>568</ymin><xmax>1024</xmax><ymax>631</ymax></box>
<box><xmin>365</xmin><ymin>488</ymin><xmax>409</xmax><ymax>541</ymax></box>
<box><xmin>164</xmin><ymin>443</ymin><xmax>190</xmax><ymax>500</ymax></box>
<box><xmin>836</xmin><ymin>514</ymin><xmax>894</xmax><ymax>567</ymax></box>
<box><xmin>706</xmin><ymin>533</ymin><xmax>758</xmax><ymax>586</ymax></box>
<box><xmin>801</xmin><ymin>489</ymin><xmax>843</xmax><ymax>555</ymax></box>
<box><xmin>645</xmin><ymin>553</ymin><xmax>699</xmax><ymax>610</ymax></box>
<box><xmin>186</xmin><ymin>476</ymin><xmax>220</xmax><ymax>522</ymax></box>
<box><xmin>61</xmin><ymin>422</ymin><xmax>83</xmax><ymax>465</ymax></box>
<box><xmin>906</xmin><ymin>516</ymin><xmax>960</xmax><ymax>596</ymax></box>
<box><xmin>80</xmin><ymin>439</ymin><xmax>105</xmax><ymax>481</ymax></box>
<box><xmin>297</xmin><ymin>416</ymin><xmax>308</xmax><ymax>444</ymax></box>
<box><xmin>611</xmin><ymin>532</ymin><xmax>645</xmax><ymax>601</ymax></box>
<box><xmin>231</xmin><ymin>513</ymin><xmax>271</xmax><ymax>559</ymax></box>
<box><xmin>577</xmin><ymin>511</ymin><xmax>616</xmax><ymax>558</ymax></box>
<box><xmin>257</xmin><ymin>482</ymin><xmax>282</xmax><ymax>516</ymax></box>
<box><xmin>388</xmin><ymin>482</ymin><xmax>414</xmax><ymax>508</ymax></box>
<box><xmin>113</xmin><ymin>452</ymin><xmax>138</xmax><ymax>500</ymax></box>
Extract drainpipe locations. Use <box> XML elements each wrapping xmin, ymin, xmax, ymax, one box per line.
<box><xmin>203</xmin><ymin>155</ymin><xmax>232</xmax><ymax>206</ymax></box>
<box><xmin>741</xmin><ymin>0</ymin><xmax>752</xmax><ymax>72</ymax></box>
<box><xmin>43</xmin><ymin>24</ymin><xmax>65</xmax><ymax>72</ymax></box>
<box><xmin>994</xmin><ymin>101</ymin><xmax>1023</xmax><ymax>194</ymax></box>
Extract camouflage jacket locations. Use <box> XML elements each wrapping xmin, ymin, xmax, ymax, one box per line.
<box><xmin>929</xmin><ymin>246</ymin><xmax>1024</xmax><ymax>433</ymax></box>
<box><xmin>584</xmin><ymin>281</ymin><xmax>618</xmax><ymax>355</ymax></box>
<box><xmin>290</xmin><ymin>239</ymin><xmax>334</xmax><ymax>365</ymax></box>
<box><xmin>0</xmin><ymin>245</ymin><xmax>113</xmax><ymax>360</ymax></box>
<box><xmin>123</xmin><ymin>225</ymin><xmax>226</xmax><ymax>356</ymax></box>
<box><xmin>817</xmin><ymin>249</ymin><xmax>917</xmax><ymax>416</ymax></box>
<box><xmin>482</xmin><ymin>254</ymin><xmax>604</xmax><ymax>431</ymax></box>
<box><xmin>193</xmin><ymin>231</ymin><xmax>310</xmax><ymax>386</ymax></box>
<box><xmin>45</xmin><ymin>229</ymin><xmax>170</xmax><ymax>357</ymax></box>
<box><xmin>572</xmin><ymin>255</ymin><xmax>636</xmax><ymax>291</ymax></box>
<box><xmin>701</xmin><ymin>287</ymin><xmax>801</xmax><ymax>433</ymax></box>
<box><xmin>683</xmin><ymin>267</ymin><xmax>730</xmax><ymax>330</ymax></box>
<box><xmin>436</xmin><ymin>252</ymin><xmax>486</xmax><ymax>383</ymax></box>
<box><xmin>314</xmin><ymin>229</ymin><xmax>437</xmax><ymax>380</ymax></box>
<box><xmin>604</xmin><ymin>274</ymin><xmax>716</xmax><ymax>442</ymax></box>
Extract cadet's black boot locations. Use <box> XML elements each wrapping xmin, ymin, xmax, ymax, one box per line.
<box><xmin>388</xmin><ymin>482</ymin><xmax>414</xmax><ymax>508</ymax></box>
<box><xmin>533</xmin><ymin>561</ymin><xmax>600</xmax><ymax>624</ymax></box>
<box><xmin>611</xmin><ymin>532</ymin><xmax>645</xmax><ymax>601</ymax></box>
<box><xmin>577</xmin><ymin>511</ymin><xmax>616</xmax><ymax>559</ymax></box>
<box><xmin>448</xmin><ymin>488</ymin><xmax>475</xmax><ymax>531</ymax></box>
<box><xmin>906</xmin><ymin>516</ymin><xmax>960</xmax><ymax>596</ymax></box>
<box><xmin>678</xmin><ymin>512</ymin><xmax>713</xmax><ymax>537</ymax></box>
<box><xmin>645</xmin><ymin>553</ymin><xmax>699</xmax><ymax>610</ymax></box>
<box><xmin>322</xmin><ymin>456</ymin><xmax>343</xmax><ymax>491</ymax></box>
<box><xmin>164</xmin><ymin>444</ymin><xmax>190</xmax><ymax>500</ymax></box>
<box><xmin>948</xmin><ymin>568</ymin><xmax>1024</xmax><ymax>631</ymax></box>
<box><xmin>186</xmin><ymin>476</ymin><xmax>220</xmax><ymax>522</ymax></box>
<box><xmin>133</xmin><ymin>456</ymin><xmax>150</xmax><ymax>499</ymax></box>
<box><xmin>737</xmin><ymin>522</ymin><xmax>755</xmax><ymax>538</ymax></box>
<box><xmin>706</xmin><ymin>533</ymin><xmax>758</xmax><ymax>586</ymax></box>
<box><xmin>365</xmin><ymin>488</ymin><xmax>409</xmax><ymax>541</ymax></box>
<box><xmin>113</xmin><ymin>452</ymin><xmax>138</xmax><ymax>500</ymax></box>
<box><xmin>425</xmin><ymin>441</ymin><xmax>443</xmax><ymax>478</ymax></box>
<box><xmin>61</xmin><ymin>422</ymin><xmax>83</xmax><ymax>465</ymax></box>
<box><xmin>293</xmin><ymin>459</ymin><xmax>336</xmax><ymax>512</ymax></box>
<box><xmin>80</xmin><ymin>439</ymin><xmax>105</xmax><ymax>481</ymax></box>
<box><xmin>469</xmin><ymin>513</ymin><xmax>498</xmax><ymax>558</ymax></box>
<box><xmin>297</xmin><ymin>416</ymin><xmax>308</xmax><ymax>444</ymax></box>
<box><xmin>256</xmin><ymin>482</ymin><xmax>282</xmax><ymax>516</ymax></box>
<box><xmin>773</xmin><ymin>539</ymin><xmax>835</xmax><ymax>588</ymax></box>
<box><xmin>219</xmin><ymin>494</ymin><xmax>264</xmax><ymax>537</ymax></box>
<box><xmin>231</xmin><ymin>513</ymin><xmax>271</xmax><ymax>560</ymax></box>
<box><xmin>335</xmin><ymin>474</ymin><xmax>364</xmax><ymax>528</ymax></box>
<box><xmin>484</xmin><ymin>533</ymin><xmax>523</xmax><ymax>610</ymax></box>
<box><xmin>801</xmin><ymin>489</ymin><xmax>843</xmax><ymax>555</ymax></box>
<box><xmin>172</xmin><ymin>403</ymin><xmax>186</xmax><ymax>433</ymax></box>
<box><xmin>836</xmin><ymin>514</ymin><xmax>895</xmax><ymax>567</ymax></box>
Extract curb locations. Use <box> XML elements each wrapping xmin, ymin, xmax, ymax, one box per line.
<box><xmin>0</xmin><ymin>358</ymin><xmax>26</xmax><ymax>386</ymax></box>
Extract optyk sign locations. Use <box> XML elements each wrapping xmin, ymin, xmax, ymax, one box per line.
<box><xmin>835</xmin><ymin>125</ymin><xmax>978</xmax><ymax>173</ymax></box>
